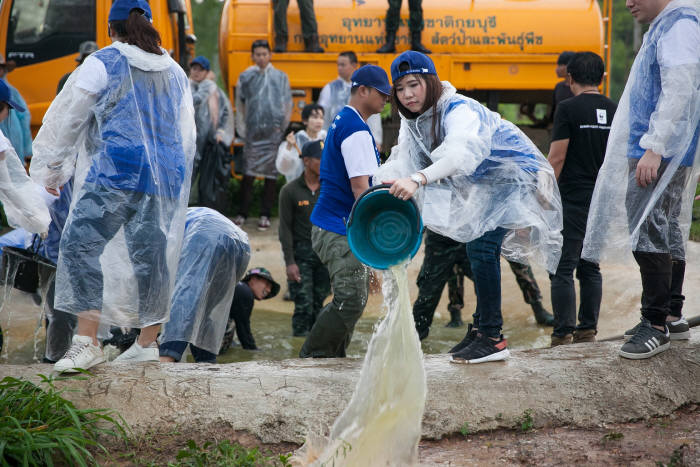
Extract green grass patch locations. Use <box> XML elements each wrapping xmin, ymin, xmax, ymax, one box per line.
<box><xmin>0</xmin><ymin>374</ymin><xmax>129</xmax><ymax>466</ymax></box>
<box><xmin>171</xmin><ymin>439</ymin><xmax>291</xmax><ymax>467</ymax></box>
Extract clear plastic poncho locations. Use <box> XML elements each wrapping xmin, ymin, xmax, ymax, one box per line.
<box><xmin>375</xmin><ymin>82</ymin><xmax>563</xmax><ymax>272</ymax></box>
<box><xmin>160</xmin><ymin>207</ymin><xmax>251</xmax><ymax>354</ymax></box>
<box><xmin>275</xmin><ymin>129</ymin><xmax>327</xmax><ymax>181</ymax></box>
<box><xmin>0</xmin><ymin>132</ymin><xmax>50</xmax><ymax>234</ymax></box>
<box><xmin>191</xmin><ymin>79</ymin><xmax>234</xmax><ymax>166</ymax></box>
<box><xmin>30</xmin><ymin>41</ymin><xmax>196</xmax><ymax>328</ymax></box>
<box><xmin>582</xmin><ymin>0</ymin><xmax>700</xmax><ymax>263</ymax></box>
<box><xmin>235</xmin><ymin>64</ymin><xmax>291</xmax><ymax>178</ymax></box>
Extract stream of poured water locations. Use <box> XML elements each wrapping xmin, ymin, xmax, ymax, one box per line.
<box><xmin>296</xmin><ymin>264</ymin><xmax>427</xmax><ymax>466</ymax></box>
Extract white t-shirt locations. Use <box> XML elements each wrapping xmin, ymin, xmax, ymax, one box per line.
<box><xmin>74</xmin><ymin>55</ymin><xmax>109</xmax><ymax>94</ymax></box>
<box><xmin>340</xmin><ymin>106</ymin><xmax>379</xmax><ymax>179</ymax></box>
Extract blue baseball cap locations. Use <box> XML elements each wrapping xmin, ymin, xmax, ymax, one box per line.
<box><xmin>0</xmin><ymin>81</ymin><xmax>25</xmax><ymax>112</ymax></box>
<box><xmin>390</xmin><ymin>51</ymin><xmax>437</xmax><ymax>83</ymax></box>
<box><xmin>351</xmin><ymin>65</ymin><xmax>391</xmax><ymax>96</ymax></box>
<box><xmin>190</xmin><ymin>56</ymin><xmax>211</xmax><ymax>71</ymax></box>
<box><xmin>108</xmin><ymin>0</ymin><xmax>152</xmax><ymax>22</ymax></box>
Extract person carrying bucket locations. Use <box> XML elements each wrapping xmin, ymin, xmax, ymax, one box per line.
<box><xmin>30</xmin><ymin>0</ymin><xmax>195</xmax><ymax>372</ymax></box>
<box><xmin>377</xmin><ymin>51</ymin><xmax>563</xmax><ymax>364</ymax></box>
<box><xmin>299</xmin><ymin>65</ymin><xmax>390</xmax><ymax>358</ymax></box>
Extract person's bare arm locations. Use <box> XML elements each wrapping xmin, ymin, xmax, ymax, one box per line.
<box><xmin>350</xmin><ymin>175</ymin><xmax>370</xmax><ymax>199</ymax></box>
<box><xmin>547</xmin><ymin>139</ymin><xmax>569</xmax><ymax>181</ymax></box>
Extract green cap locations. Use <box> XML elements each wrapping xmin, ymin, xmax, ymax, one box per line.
<box><xmin>243</xmin><ymin>267</ymin><xmax>280</xmax><ymax>299</ymax></box>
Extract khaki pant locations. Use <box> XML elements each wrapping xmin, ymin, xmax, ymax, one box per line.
<box><xmin>299</xmin><ymin>226</ymin><xmax>369</xmax><ymax>357</ymax></box>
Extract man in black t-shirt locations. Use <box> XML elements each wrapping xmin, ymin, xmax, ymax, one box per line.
<box><xmin>548</xmin><ymin>52</ymin><xmax>617</xmax><ymax>347</ymax></box>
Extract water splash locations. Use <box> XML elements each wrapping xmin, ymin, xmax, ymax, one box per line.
<box><xmin>295</xmin><ymin>263</ymin><xmax>427</xmax><ymax>466</ymax></box>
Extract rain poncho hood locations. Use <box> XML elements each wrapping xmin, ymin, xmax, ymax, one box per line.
<box><xmin>582</xmin><ymin>0</ymin><xmax>700</xmax><ymax>262</ymax></box>
<box><xmin>30</xmin><ymin>41</ymin><xmax>196</xmax><ymax>327</ymax></box>
<box><xmin>235</xmin><ymin>64</ymin><xmax>291</xmax><ymax>178</ymax></box>
<box><xmin>160</xmin><ymin>207</ymin><xmax>251</xmax><ymax>354</ymax></box>
<box><xmin>375</xmin><ymin>82</ymin><xmax>562</xmax><ymax>272</ymax></box>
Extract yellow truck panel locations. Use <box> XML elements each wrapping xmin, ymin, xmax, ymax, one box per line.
<box><xmin>220</xmin><ymin>0</ymin><xmax>609</xmax><ymax>121</ymax></box>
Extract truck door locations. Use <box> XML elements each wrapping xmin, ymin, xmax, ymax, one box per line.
<box><xmin>4</xmin><ymin>0</ymin><xmax>97</xmax><ymax>128</ymax></box>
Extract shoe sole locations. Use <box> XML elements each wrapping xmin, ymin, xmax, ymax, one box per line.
<box><xmin>669</xmin><ymin>330</ymin><xmax>690</xmax><ymax>340</ymax></box>
<box><xmin>450</xmin><ymin>348</ymin><xmax>510</xmax><ymax>364</ymax></box>
<box><xmin>54</xmin><ymin>356</ymin><xmax>106</xmax><ymax>373</ymax></box>
<box><xmin>619</xmin><ymin>342</ymin><xmax>670</xmax><ymax>360</ymax></box>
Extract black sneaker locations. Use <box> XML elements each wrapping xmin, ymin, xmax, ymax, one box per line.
<box><xmin>448</xmin><ymin>324</ymin><xmax>477</xmax><ymax>354</ymax></box>
<box><xmin>667</xmin><ymin>317</ymin><xmax>690</xmax><ymax>340</ymax></box>
<box><xmin>450</xmin><ymin>333</ymin><xmax>510</xmax><ymax>364</ymax></box>
<box><xmin>625</xmin><ymin>317</ymin><xmax>690</xmax><ymax>341</ymax></box>
<box><xmin>619</xmin><ymin>319</ymin><xmax>670</xmax><ymax>360</ymax></box>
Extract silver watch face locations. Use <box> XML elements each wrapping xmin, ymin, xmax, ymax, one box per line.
<box><xmin>411</xmin><ymin>174</ymin><xmax>422</xmax><ymax>185</ymax></box>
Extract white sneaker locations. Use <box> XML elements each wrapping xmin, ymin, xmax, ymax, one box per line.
<box><xmin>54</xmin><ymin>335</ymin><xmax>106</xmax><ymax>373</ymax></box>
<box><xmin>113</xmin><ymin>341</ymin><xmax>159</xmax><ymax>363</ymax></box>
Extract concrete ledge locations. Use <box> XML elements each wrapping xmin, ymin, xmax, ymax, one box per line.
<box><xmin>2</xmin><ymin>331</ymin><xmax>698</xmax><ymax>444</ymax></box>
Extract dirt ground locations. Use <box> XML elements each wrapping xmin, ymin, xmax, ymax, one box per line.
<box><xmin>101</xmin><ymin>404</ymin><xmax>699</xmax><ymax>466</ymax></box>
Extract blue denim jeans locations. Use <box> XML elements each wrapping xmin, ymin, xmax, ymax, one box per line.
<box><xmin>466</xmin><ymin>227</ymin><xmax>508</xmax><ymax>338</ymax></box>
<box><xmin>159</xmin><ymin>340</ymin><xmax>217</xmax><ymax>363</ymax></box>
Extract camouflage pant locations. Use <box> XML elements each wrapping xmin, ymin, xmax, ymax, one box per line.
<box><xmin>273</xmin><ymin>0</ymin><xmax>319</xmax><ymax>40</ymax></box>
<box><xmin>289</xmin><ymin>241</ymin><xmax>331</xmax><ymax>334</ymax></box>
<box><xmin>413</xmin><ymin>230</ymin><xmax>472</xmax><ymax>340</ymax></box>
<box><xmin>384</xmin><ymin>0</ymin><xmax>424</xmax><ymax>34</ymax></box>
<box><xmin>415</xmin><ymin>230</ymin><xmax>543</xmax><ymax>339</ymax></box>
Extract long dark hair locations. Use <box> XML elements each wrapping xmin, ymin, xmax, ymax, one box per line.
<box><xmin>109</xmin><ymin>10</ymin><xmax>163</xmax><ymax>55</ymax></box>
<box><xmin>391</xmin><ymin>69</ymin><xmax>443</xmax><ymax>148</ymax></box>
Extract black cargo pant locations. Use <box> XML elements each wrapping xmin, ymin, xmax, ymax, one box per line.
<box><xmin>414</xmin><ymin>230</ymin><xmax>546</xmax><ymax>339</ymax></box>
<box><xmin>273</xmin><ymin>0</ymin><xmax>319</xmax><ymax>40</ymax></box>
<box><xmin>290</xmin><ymin>240</ymin><xmax>330</xmax><ymax>335</ymax></box>
<box><xmin>384</xmin><ymin>0</ymin><xmax>424</xmax><ymax>34</ymax></box>
<box><xmin>626</xmin><ymin>160</ymin><xmax>690</xmax><ymax>327</ymax></box>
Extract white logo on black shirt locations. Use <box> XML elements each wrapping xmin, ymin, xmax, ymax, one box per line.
<box><xmin>596</xmin><ymin>109</ymin><xmax>607</xmax><ymax>125</ymax></box>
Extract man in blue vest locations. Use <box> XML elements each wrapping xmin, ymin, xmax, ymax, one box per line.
<box><xmin>583</xmin><ymin>0</ymin><xmax>699</xmax><ymax>359</ymax></box>
<box><xmin>300</xmin><ymin>65</ymin><xmax>390</xmax><ymax>358</ymax></box>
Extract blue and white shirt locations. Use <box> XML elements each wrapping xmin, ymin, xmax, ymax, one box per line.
<box><xmin>311</xmin><ymin>105</ymin><xmax>380</xmax><ymax>236</ymax></box>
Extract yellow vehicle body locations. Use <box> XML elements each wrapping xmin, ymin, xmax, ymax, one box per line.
<box><xmin>0</xmin><ymin>0</ymin><xmax>195</xmax><ymax>133</ymax></box>
<box><xmin>220</xmin><ymin>0</ymin><xmax>610</xmax><ymax>120</ymax></box>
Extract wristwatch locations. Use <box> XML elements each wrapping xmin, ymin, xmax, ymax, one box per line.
<box><xmin>410</xmin><ymin>172</ymin><xmax>424</xmax><ymax>187</ymax></box>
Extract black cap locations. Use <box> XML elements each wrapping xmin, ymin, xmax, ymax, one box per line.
<box><xmin>243</xmin><ymin>267</ymin><xmax>280</xmax><ymax>299</ymax></box>
<box><xmin>300</xmin><ymin>140</ymin><xmax>323</xmax><ymax>159</ymax></box>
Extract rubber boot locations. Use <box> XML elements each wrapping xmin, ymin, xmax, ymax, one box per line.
<box><xmin>304</xmin><ymin>35</ymin><xmax>324</xmax><ymax>53</ymax></box>
<box><xmin>669</xmin><ymin>259</ymin><xmax>685</xmax><ymax>319</ymax></box>
<box><xmin>445</xmin><ymin>307</ymin><xmax>464</xmax><ymax>328</ymax></box>
<box><xmin>274</xmin><ymin>36</ymin><xmax>287</xmax><ymax>53</ymax></box>
<box><xmin>532</xmin><ymin>301</ymin><xmax>554</xmax><ymax>326</ymax></box>
<box><xmin>411</xmin><ymin>31</ymin><xmax>432</xmax><ymax>54</ymax></box>
<box><xmin>376</xmin><ymin>33</ymin><xmax>396</xmax><ymax>53</ymax></box>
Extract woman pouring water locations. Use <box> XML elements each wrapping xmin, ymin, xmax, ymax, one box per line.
<box><xmin>30</xmin><ymin>0</ymin><xmax>195</xmax><ymax>372</ymax></box>
<box><xmin>377</xmin><ymin>51</ymin><xmax>563</xmax><ymax>364</ymax></box>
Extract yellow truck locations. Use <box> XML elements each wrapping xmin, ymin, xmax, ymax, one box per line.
<box><xmin>219</xmin><ymin>0</ymin><xmax>612</xmax><ymax>121</ymax></box>
<box><xmin>0</xmin><ymin>0</ymin><xmax>195</xmax><ymax>133</ymax></box>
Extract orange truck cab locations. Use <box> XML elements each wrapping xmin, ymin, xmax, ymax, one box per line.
<box><xmin>0</xmin><ymin>0</ymin><xmax>195</xmax><ymax>134</ymax></box>
<box><xmin>220</xmin><ymin>0</ymin><xmax>612</xmax><ymax>122</ymax></box>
